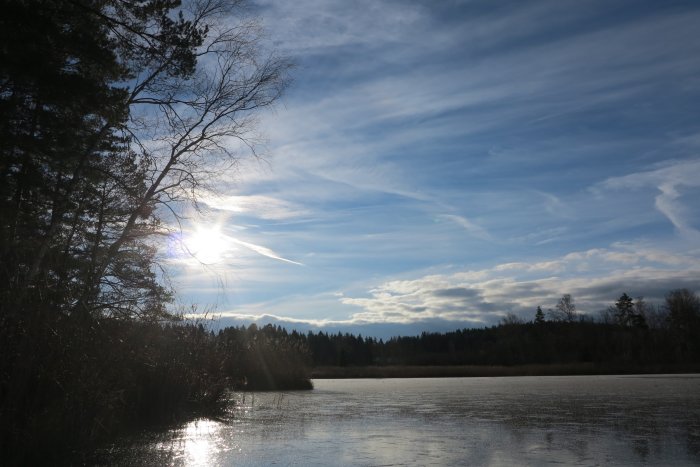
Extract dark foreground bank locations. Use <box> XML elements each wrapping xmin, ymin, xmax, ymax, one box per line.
<box><xmin>1</xmin><ymin>318</ymin><xmax>311</xmax><ymax>466</ymax></box>
<box><xmin>5</xmin><ymin>285</ymin><xmax>700</xmax><ymax>464</ymax></box>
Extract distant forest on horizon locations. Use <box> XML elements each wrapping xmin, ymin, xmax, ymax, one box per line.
<box><xmin>2</xmin><ymin>0</ymin><xmax>700</xmax><ymax>465</ymax></box>
<box><xmin>218</xmin><ymin>288</ymin><xmax>700</xmax><ymax>369</ymax></box>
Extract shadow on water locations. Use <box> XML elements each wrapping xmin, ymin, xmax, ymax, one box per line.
<box><xmin>89</xmin><ymin>391</ymin><xmax>299</xmax><ymax>466</ymax></box>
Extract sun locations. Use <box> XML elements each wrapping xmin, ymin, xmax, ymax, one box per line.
<box><xmin>183</xmin><ymin>225</ymin><xmax>229</xmax><ymax>264</ymax></box>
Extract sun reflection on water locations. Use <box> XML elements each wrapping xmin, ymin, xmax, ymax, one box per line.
<box><xmin>174</xmin><ymin>419</ymin><xmax>225</xmax><ymax>466</ymax></box>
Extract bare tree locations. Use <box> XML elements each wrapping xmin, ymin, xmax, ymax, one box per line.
<box><xmin>666</xmin><ymin>289</ymin><xmax>700</xmax><ymax>332</ymax></box>
<box><xmin>3</xmin><ymin>0</ymin><xmax>290</xmax><ymax>320</ymax></box>
<box><xmin>5</xmin><ymin>0</ymin><xmax>289</xmax><ymax>318</ymax></box>
<box><xmin>500</xmin><ymin>313</ymin><xmax>523</xmax><ymax>326</ymax></box>
<box><xmin>77</xmin><ymin>0</ymin><xmax>291</xmax><ymax>316</ymax></box>
<box><xmin>549</xmin><ymin>294</ymin><xmax>578</xmax><ymax>322</ymax></box>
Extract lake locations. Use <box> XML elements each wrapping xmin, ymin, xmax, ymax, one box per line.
<box><xmin>98</xmin><ymin>375</ymin><xmax>700</xmax><ymax>466</ymax></box>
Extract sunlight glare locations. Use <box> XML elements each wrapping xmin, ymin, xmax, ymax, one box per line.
<box><xmin>184</xmin><ymin>225</ymin><xmax>230</xmax><ymax>264</ymax></box>
<box><xmin>181</xmin><ymin>419</ymin><xmax>223</xmax><ymax>466</ymax></box>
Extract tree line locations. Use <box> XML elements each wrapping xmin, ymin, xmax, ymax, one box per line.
<box><xmin>2</xmin><ymin>0</ymin><xmax>699</xmax><ymax>463</ymax></box>
<box><xmin>1</xmin><ymin>0</ymin><xmax>291</xmax><ymax>463</ymax></box>
<box><xmin>297</xmin><ymin>289</ymin><xmax>700</xmax><ymax>368</ymax></box>
<box><xmin>198</xmin><ymin>287</ymin><xmax>698</xmax><ymax>372</ymax></box>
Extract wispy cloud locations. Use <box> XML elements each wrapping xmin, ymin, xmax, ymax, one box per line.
<box><xmin>336</xmin><ymin>244</ymin><xmax>700</xmax><ymax>326</ymax></box>
<box><xmin>226</xmin><ymin>236</ymin><xmax>304</xmax><ymax>266</ymax></box>
<box><xmin>439</xmin><ymin>214</ymin><xmax>492</xmax><ymax>241</ymax></box>
<box><xmin>595</xmin><ymin>159</ymin><xmax>700</xmax><ymax>238</ymax></box>
<box><xmin>209</xmin><ymin>242</ymin><xmax>700</xmax><ymax>330</ymax></box>
<box><xmin>172</xmin><ymin>1</ymin><xmax>700</xmax><ymax>334</ymax></box>
<box><xmin>201</xmin><ymin>194</ymin><xmax>310</xmax><ymax>220</ymax></box>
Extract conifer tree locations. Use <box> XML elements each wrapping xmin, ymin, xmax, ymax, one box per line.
<box><xmin>1</xmin><ymin>2</ymin><xmax>289</xmax><ymax>458</ymax></box>
<box><xmin>535</xmin><ymin>306</ymin><xmax>546</xmax><ymax>324</ymax></box>
<box><xmin>614</xmin><ymin>293</ymin><xmax>635</xmax><ymax>327</ymax></box>
<box><xmin>1</xmin><ymin>0</ymin><xmax>289</xmax><ymax>321</ymax></box>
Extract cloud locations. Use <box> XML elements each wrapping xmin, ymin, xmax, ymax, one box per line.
<box><xmin>432</xmin><ymin>287</ymin><xmax>480</xmax><ymax>299</ymax></box>
<box><xmin>336</xmin><ymin>244</ymin><xmax>700</xmax><ymax>326</ymax></box>
<box><xmin>226</xmin><ymin>236</ymin><xmax>303</xmax><ymax>266</ymax></box>
<box><xmin>162</xmin><ymin>223</ymin><xmax>303</xmax><ymax>278</ymax></box>
<box><xmin>172</xmin><ymin>1</ymin><xmax>700</xmax><ymax>337</ymax></box>
<box><xmin>595</xmin><ymin>159</ymin><xmax>700</xmax><ymax>238</ymax></box>
<box><xmin>494</xmin><ymin>261</ymin><xmax>564</xmax><ymax>273</ymax></box>
<box><xmin>237</xmin><ymin>1</ymin><xmax>700</xmax><ymax>219</ymax></box>
<box><xmin>439</xmin><ymin>214</ymin><xmax>492</xmax><ymax>241</ymax></box>
<box><xmin>237</xmin><ymin>1</ymin><xmax>700</xmax><ymax>240</ymax></box>
<box><xmin>255</xmin><ymin>0</ymin><xmax>428</xmax><ymax>53</ymax></box>
<box><xmin>194</xmin><ymin>240</ymin><xmax>700</xmax><ymax>336</ymax></box>
<box><xmin>200</xmin><ymin>194</ymin><xmax>310</xmax><ymax>220</ymax></box>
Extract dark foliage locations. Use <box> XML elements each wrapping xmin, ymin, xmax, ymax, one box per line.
<box><xmin>216</xmin><ymin>324</ymin><xmax>313</xmax><ymax>391</ymax></box>
<box><xmin>1</xmin><ymin>0</ymin><xmax>293</xmax><ymax>464</ymax></box>
<box><xmin>0</xmin><ymin>318</ymin><xmax>311</xmax><ymax>465</ymax></box>
<box><xmin>300</xmin><ymin>290</ymin><xmax>700</xmax><ymax>369</ymax></box>
<box><xmin>1</xmin><ymin>2</ymin><xmax>698</xmax><ymax>464</ymax></box>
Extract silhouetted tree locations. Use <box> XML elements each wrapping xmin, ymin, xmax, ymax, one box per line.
<box><xmin>0</xmin><ymin>1</ymin><xmax>291</xmax><ymax>462</ymax></box>
<box><xmin>631</xmin><ymin>297</ymin><xmax>649</xmax><ymax>329</ymax></box>
<box><xmin>500</xmin><ymin>313</ymin><xmax>523</xmax><ymax>326</ymax></box>
<box><xmin>614</xmin><ymin>293</ymin><xmax>635</xmax><ymax>326</ymax></box>
<box><xmin>535</xmin><ymin>306</ymin><xmax>546</xmax><ymax>324</ymax></box>
<box><xmin>665</xmin><ymin>289</ymin><xmax>700</xmax><ymax>357</ymax></box>
<box><xmin>643</xmin><ymin>302</ymin><xmax>668</xmax><ymax>330</ymax></box>
<box><xmin>549</xmin><ymin>294</ymin><xmax>577</xmax><ymax>322</ymax></box>
<box><xmin>1</xmin><ymin>0</ymin><xmax>133</xmax><ymax>317</ymax></box>
<box><xmin>666</xmin><ymin>289</ymin><xmax>700</xmax><ymax>330</ymax></box>
<box><xmin>1</xmin><ymin>0</ymin><xmax>290</xmax><ymax>322</ymax></box>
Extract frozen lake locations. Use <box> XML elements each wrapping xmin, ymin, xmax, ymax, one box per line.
<box><xmin>100</xmin><ymin>375</ymin><xmax>700</xmax><ymax>465</ymax></box>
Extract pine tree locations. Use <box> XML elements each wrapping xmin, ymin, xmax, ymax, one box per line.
<box><xmin>2</xmin><ymin>0</ymin><xmax>288</xmax><ymax>321</ymax></box>
<box><xmin>614</xmin><ymin>293</ymin><xmax>635</xmax><ymax>327</ymax></box>
<box><xmin>1</xmin><ymin>1</ymin><xmax>289</xmax><ymax>458</ymax></box>
<box><xmin>535</xmin><ymin>306</ymin><xmax>546</xmax><ymax>324</ymax></box>
<box><xmin>0</xmin><ymin>0</ymin><xmax>131</xmax><ymax>317</ymax></box>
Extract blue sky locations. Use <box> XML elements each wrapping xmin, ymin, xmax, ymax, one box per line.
<box><xmin>165</xmin><ymin>0</ymin><xmax>700</xmax><ymax>336</ymax></box>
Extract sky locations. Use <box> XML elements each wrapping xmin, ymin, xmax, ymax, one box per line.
<box><xmin>165</xmin><ymin>0</ymin><xmax>700</xmax><ymax>338</ymax></box>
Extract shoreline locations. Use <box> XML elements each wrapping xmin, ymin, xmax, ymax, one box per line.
<box><xmin>310</xmin><ymin>363</ymin><xmax>700</xmax><ymax>379</ymax></box>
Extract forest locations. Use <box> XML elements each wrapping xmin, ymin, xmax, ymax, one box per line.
<box><xmin>303</xmin><ymin>290</ymin><xmax>700</xmax><ymax>369</ymax></box>
<box><xmin>0</xmin><ymin>0</ymin><xmax>298</xmax><ymax>463</ymax></box>
<box><xmin>230</xmin><ymin>289</ymin><xmax>695</xmax><ymax>373</ymax></box>
<box><xmin>2</xmin><ymin>0</ymin><xmax>700</xmax><ymax>464</ymax></box>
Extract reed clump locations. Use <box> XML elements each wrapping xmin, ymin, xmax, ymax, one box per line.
<box><xmin>0</xmin><ymin>317</ymin><xmax>311</xmax><ymax>465</ymax></box>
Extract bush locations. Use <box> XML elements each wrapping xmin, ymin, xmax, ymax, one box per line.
<box><xmin>0</xmin><ymin>316</ymin><xmax>311</xmax><ymax>465</ymax></box>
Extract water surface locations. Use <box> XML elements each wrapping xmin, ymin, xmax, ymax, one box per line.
<box><xmin>100</xmin><ymin>375</ymin><xmax>700</xmax><ymax>465</ymax></box>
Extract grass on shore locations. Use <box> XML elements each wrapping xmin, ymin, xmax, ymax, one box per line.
<box><xmin>310</xmin><ymin>363</ymin><xmax>700</xmax><ymax>379</ymax></box>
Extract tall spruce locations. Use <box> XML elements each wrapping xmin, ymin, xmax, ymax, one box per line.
<box><xmin>535</xmin><ymin>306</ymin><xmax>546</xmax><ymax>324</ymax></box>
